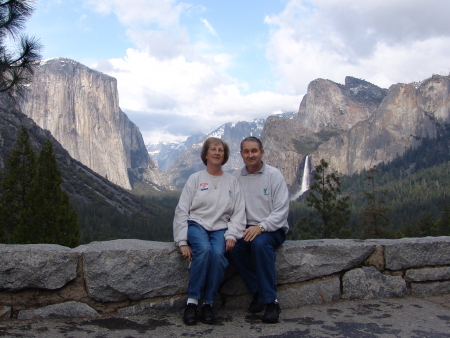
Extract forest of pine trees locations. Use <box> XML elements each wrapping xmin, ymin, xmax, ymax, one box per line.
<box><xmin>289</xmin><ymin>123</ymin><xmax>450</xmax><ymax>240</ymax></box>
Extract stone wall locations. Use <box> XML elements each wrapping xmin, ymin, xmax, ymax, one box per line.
<box><xmin>1</xmin><ymin>237</ymin><xmax>450</xmax><ymax>320</ymax></box>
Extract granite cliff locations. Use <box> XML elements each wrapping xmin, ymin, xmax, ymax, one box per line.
<box><xmin>0</xmin><ymin>91</ymin><xmax>163</xmax><ymax>219</ymax></box>
<box><xmin>261</xmin><ymin>75</ymin><xmax>450</xmax><ymax>195</ymax></box>
<box><xmin>19</xmin><ymin>58</ymin><xmax>172</xmax><ymax>191</ymax></box>
<box><xmin>262</xmin><ymin>76</ymin><xmax>387</xmax><ymax>189</ymax></box>
<box><xmin>312</xmin><ymin>75</ymin><xmax>449</xmax><ymax>174</ymax></box>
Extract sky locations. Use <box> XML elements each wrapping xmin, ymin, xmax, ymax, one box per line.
<box><xmin>24</xmin><ymin>0</ymin><xmax>450</xmax><ymax>145</ymax></box>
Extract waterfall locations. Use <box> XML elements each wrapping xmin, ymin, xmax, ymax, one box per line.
<box><xmin>291</xmin><ymin>155</ymin><xmax>310</xmax><ymax>201</ymax></box>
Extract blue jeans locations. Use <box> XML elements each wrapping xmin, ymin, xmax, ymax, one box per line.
<box><xmin>187</xmin><ymin>220</ymin><xmax>228</xmax><ymax>304</ymax></box>
<box><xmin>227</xmin><ymin>227</ymin><xmax>285</xmax><ymax>304</ymax></box>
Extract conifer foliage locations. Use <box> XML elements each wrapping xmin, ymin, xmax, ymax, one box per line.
<box><xmin>359</xmin><ymin>168</ymin><xmax>391</xmax><ymax>239</ymax></box>
<box><xmin>0</xmin><ymin>125</ymin><xmax>35</xmax><ymax>242</ymax></box>
<box><xmin>0</xmin><ymin>0</ymin><xmax>42</xmax><ymax>94</ymax></box>
<box><xmin>0</xmin><ymin>127</ymin><xmax>80</xmax><ymax>247</ymax></box>
<box><xmin>297</xmin><ymin>158</ymin><xmax>351</xmax><ymax>239</ymax></box>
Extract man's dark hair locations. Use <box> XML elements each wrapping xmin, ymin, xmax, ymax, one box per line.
<box><xmin>200</xmin><ymin>137</ymin><xmax>230</xmax><ymax>165</ymax></box>
<box><xmin>240</xmin><ymin>136</ymin><xmax>263</xmax><ymax>151</ymax></box>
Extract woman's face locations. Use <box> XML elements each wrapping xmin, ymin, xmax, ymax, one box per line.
<box><xmin>206</xmin><ymin>142</ymin><xmax>224</xmax><ymax>165</ymax></box>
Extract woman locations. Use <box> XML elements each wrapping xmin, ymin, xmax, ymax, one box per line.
<box><xmin>173</xmin><ymin>137</ymin><xmax>246</xmax><ymax>325</ymax></box>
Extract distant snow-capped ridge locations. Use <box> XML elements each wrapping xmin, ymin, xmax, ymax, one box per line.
<box><xmin>147</xmin><ymin>113</ymin><xmax>295</xmax><ymax>177</ymax></box>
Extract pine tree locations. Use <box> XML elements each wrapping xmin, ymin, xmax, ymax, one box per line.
<box><xmin>436</xmin><ymin>197</ymin><xmax>450</xmax><ymax>236</ymax></box>
<box><xmin>0</xmin><ymin>0</ymin><xmax>42</xmax><ymax>94</ymax></box>
<box><xmin>297</xmin><ymin>159</ymin><xmax>351</xmax><ymax>239</ymax></box>
<box><xmin>15</xmin><ymin>139</ymin><xmax>80</xmax><ymax>247</ymax></box>
<box><xmin>359</xmin><ymin>168</ymin><xmax>391</xmax><ymax>239</ymax></box>
<box><xmin>0</xmin><ymin>125</ymin><xmax>36</xmax><ymax>242</ymax></box>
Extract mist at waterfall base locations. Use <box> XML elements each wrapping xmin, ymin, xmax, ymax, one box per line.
<box><xmin>291</xmin><ymin>156</ymin><xmax>310</xmax><ymax>201</ymax></box>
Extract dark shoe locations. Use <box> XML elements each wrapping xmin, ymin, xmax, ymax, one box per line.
<box><xmin>248</xmin><ymin>293</ymin><xmax>265</xmax><ymax>313</ymax></box>
<box><xmin>201</xmin><ymin>304</ymin><xmax>215</xmax><ymax>324</ymax></box>
<box><xmin>183</xmin><ymin>303</ymin><xmax>198</xmax><ymax>325</ymax></box>
<box><xmin>262</xmin><ymin>301</ymin><xmax>281</xmax><ymax>323</ymax></box>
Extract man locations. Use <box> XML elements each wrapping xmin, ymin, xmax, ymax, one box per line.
<box><xmin>228</xmin><ymin>136</ymin><xmax>289</xmax><ymax>324</ymax></box>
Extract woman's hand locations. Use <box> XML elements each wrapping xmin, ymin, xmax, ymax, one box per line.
<box><xmin>226</xmin><ymin>238</ymin><xmax>236</xmax><ymax>252</ymax></box>
<box><xmin>180</xmin><ymin>245</ymin><xmax>192</xmax><ymax>260</ymax></box>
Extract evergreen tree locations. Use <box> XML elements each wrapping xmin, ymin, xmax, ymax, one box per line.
<box><xmin>0</xmin><ymin>0</ymin><xmax>42</xmax><ymax>93</ymax></box>
<box><xmin>0</xmin><ymin>125</ymin><xmax>35</xmax><ymax>242</ymax></box>
<box><xmin>436</xmin><ymin>197</ymin><xmax>450</xmax><ymax>236</ymax></box>
<box><xmin>412</xmin><ymin>211</ymin><xmax>437</xmax><ymax>237</ymax></box>
<box><xmin>16</xmin><ymin>139</ymin><xmax>80</xmax><ymax>247</ymax></box>
<box><xmin>297</xmin><ymin>159</ymin><xmax>351</xmax><ymax>239</ymax></box>
<box><xmin>359</xmin><ymin>168</ymin><xmax>391</xmax><ymax>239</ymax></box>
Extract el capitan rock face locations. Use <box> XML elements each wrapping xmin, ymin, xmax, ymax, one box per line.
<box><xmin>19</xmin><ymin>58</ymin><xmax>172</xmax><ymax>190</ymax></box>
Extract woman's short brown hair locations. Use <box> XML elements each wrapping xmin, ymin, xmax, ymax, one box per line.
<box><xmin>200</xmin><ymin>137</ymin><xmax>230</xmax><ymax>166</ymax></box>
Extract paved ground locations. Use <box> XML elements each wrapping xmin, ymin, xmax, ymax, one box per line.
<box><xmin>1</xmin><ymin>295</ymin><xmax>450</xmax><ymax>337</ymax></box>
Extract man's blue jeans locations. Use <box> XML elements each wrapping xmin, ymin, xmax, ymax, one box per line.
<box><xmin>227</xmin><ymin>227</ymin><xmax>285</xmax><ymax>304</ymax></box>
<box><xmin>187</xmin><ymin>220</ymin><xmax>228</xmax><ymax>304</ymax></box>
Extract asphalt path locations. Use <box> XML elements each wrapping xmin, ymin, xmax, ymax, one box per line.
<box><xmin>1</xmin><ymin>295</ymin><xmax>449</xmax><ymax>337</ymax></box>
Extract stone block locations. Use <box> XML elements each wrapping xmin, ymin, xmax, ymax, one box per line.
<box><xmin>75</xmin><ymin>239</ymin><xmax>189</xmax><ymax>302</ymax></box>
<box><xmin>382</xmin><ymin>237</ymin><xmax>450</xmax><ymax>270</ymax></box>
<box><xmin>0</xmin><ymin>244</ymin><xmax>78</xmax><ymax>291</ymax></box>
<box><xmin>221</xmin><ymin>274</ymin><xmax>248</xmax><ymax>296</ymax></box>
<box><xmin>364</xmin><ymin>244</ymin><xmax>385</xmax><ymax>271</ymax></box>
<box><xmin>118</xmin><ymin>296</ymin><xmax>186</xmax><ymax>315</ymax></box>
<box><xmin>411</xmin><ymin>281</ymin><xmax>450</xmax><ymax>296</ymax></box>
<box><xmin>342</xmin><ymin>266</ymin><xmax>406</xmax><ymax>300</ymax></box>
<box><xmin>405</xmin><ymin>267</ymin><xmax>450</xmax><ymax>282</ymax></box>
<box><xmin>0</xmin><ymin>306</ymin><xmax>11</xmax><ymax>321</ymax></box>
<box><xmin>278</xmin><ymin>277</ymin><xmax>341</xmax><ymax>308</ymax></box>
<box><xmin>276</xmin><ymin>239</ymin><xmax>376</xmax><ymax>283</ymax></box>
<box><xmin>17</xmin><ymin>301</ymin><xmax>100</xmax><ymax>320</ymax></box>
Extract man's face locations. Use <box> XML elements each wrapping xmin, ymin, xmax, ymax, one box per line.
<box><xmin>241</xmin><ymin>140</ymin><xmax>264</xmax><ymax>170</ymax></box>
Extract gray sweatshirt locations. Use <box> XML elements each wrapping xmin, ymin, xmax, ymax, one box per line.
<box><xmin>173</xmin><ymin>169</ymin><xmax>246</xmax><ymax>247</ymax></box>
<box><xmin>233</xmin><ymin>162</ymin><xmax>289</xmax><ymax>232</ymax></box>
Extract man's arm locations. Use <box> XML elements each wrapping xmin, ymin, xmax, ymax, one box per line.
<box><xmin>259</xmin><ymin>174</ymin><xmax>289</xmax><ymax>232</ymax></box>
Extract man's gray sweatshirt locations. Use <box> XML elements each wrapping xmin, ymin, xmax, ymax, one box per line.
<box><xmin>233</xmin><ymin>162</ymin><xmax>289</xmax><ymax>232</ymax></box>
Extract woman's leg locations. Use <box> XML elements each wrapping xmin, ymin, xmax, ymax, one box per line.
<box><xmin>187</xmin><ymin>221</ymin><xmax>211</xmax><ymax>300</ymax></box>
<box><xmin>202</xmin><ymin>228</ymin><xmax>227</xmax><ymax>304</ymax></box>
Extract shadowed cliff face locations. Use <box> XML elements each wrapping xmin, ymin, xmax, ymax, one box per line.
<box><xmin>19</xmin><ymin>58</ymin><xmax>172</xmax><ymax>191</ymax></box>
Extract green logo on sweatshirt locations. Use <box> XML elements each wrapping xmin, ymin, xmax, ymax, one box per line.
<box><xmin>264</xmin><ymin>188</ymin><xmax>269</xmax><ymax>195</ymax></box>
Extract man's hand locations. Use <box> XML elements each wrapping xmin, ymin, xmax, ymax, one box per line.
<box><xmin>243</xmin><ymin>225</ymin><xmax>262</xmax><ymax>242</ymax></box>
<box><xmin>226</xmin><ymin>238</ymin><xmax>236</xmax><ymax>251</ymax></box>
<box><xmin>180</xmin><ymin>245</ymin><xmax>192</xmax><ymax>260</ymax></box>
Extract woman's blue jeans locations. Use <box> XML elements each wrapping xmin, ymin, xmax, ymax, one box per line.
<box><xmin>187</xmin><ymin>220</ymin><xmax>228</xmax><ymax>304</ymax></box>
<box><xmin>227</xmin><ymin>227</ymin><xmax>285</xmax><ymax>304</ymax></box>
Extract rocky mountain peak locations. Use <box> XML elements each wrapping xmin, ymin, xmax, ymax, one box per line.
<box><xmin>295</xmin><ymin>77</ymin><xmax>386</xmax><ymax>133</ymax></box>
<box><xmin>19</xmin><ymin>57</ymin><xmax>172</xmax><ymax>191</ymax></box>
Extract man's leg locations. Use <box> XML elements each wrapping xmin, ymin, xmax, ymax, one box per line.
<box><xmin>227</xmin><ymin>236</ymin><xmax>258</xmax><ymax>295</ymax></box>
<box><xmin>251</xmin><ymin>228</ymin><xmax>285</xmax><ymax>323</ymax></box>
<box><xmin>250</xmin><ymin>229</ymin><xmax>285</xmax><ymax>304</ymax></box>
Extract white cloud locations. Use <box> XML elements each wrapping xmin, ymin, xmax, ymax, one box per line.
<box><xmin>265</xmin><ymin>0</ymin><xmax>450</xmax><ymax>93</ymax></box>
<box><xmin>82</xmin><ymin>0</ymin><xmax>186</xmax><ymax>28</ymax></box>
<box><xmin>85</xmin><ymin>0</ymin><xmax>299</xmax><ymax>144</ymax></box>
<box><xmin>96</xmin><ymin>49</ymin><xmax>299</xmax><ymax>144</ymax></box>
<box><xmin>200</xmin><ymin>18</ymin><xmax>217</xmax><ymax>37</ymax></box>
<box><xmin>87</xmin><ymin>0</ymin><xmax>450</xmax><ymax>145</ymax></box>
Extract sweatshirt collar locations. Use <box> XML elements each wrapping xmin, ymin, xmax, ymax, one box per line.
<box><xmin>241</xmin><ymin>161</ymin><xmax>265</xmax><ymax>176</ymax></box>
